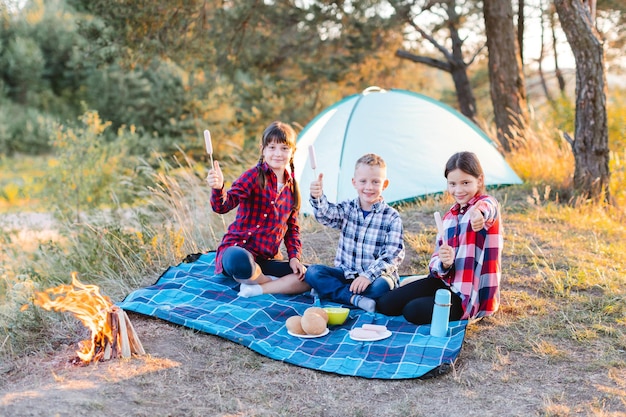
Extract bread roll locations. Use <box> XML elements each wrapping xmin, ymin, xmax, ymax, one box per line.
<box><xmin>304</xmin><ymin>307</ymin><xmax>329</xmax><ymax>323</ymax></box>
<box><xmin>286</xmin><ymin>315</ymin><xmax>306</xmax><ymax>335</ymax></box>
<box><xmin>300</xmin><ymin>312</ymin><xmax>327</xmax><ymax>335</ymax></box>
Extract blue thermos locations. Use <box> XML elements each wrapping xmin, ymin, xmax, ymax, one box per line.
<box><xmin>430</xmin><ymin>289</ymin><xmax>451</xmax><ymax>337</ymax></box>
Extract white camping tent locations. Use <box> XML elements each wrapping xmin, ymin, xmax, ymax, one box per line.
<box><xmin>293</xmin><ymin>86</ymin><xmax>522</xmax><ymax>215</ymax></box>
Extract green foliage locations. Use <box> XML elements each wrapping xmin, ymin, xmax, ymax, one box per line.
<box><xmin>81</xmin><ymin>60</ymin><xmax>193</xmax><ymax>154</ymax></box>
<box><xmin>0</xmin><ymin>35</ymin><xmax>46</xmax><ymax>103</ymax></box>
<box><xmin>42</xmin><ymin>110</ymin><xmax>141</xmax><ymax>221</ymax></box>
<box><xmin>0</xmin><ymin>94</ymin><xmax>57</xmax><ymax>155</ymax></box>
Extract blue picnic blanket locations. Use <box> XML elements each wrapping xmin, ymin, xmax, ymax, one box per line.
<box><xmin>118</xmin><ymin>252</ymin><xmax>467</xmax><ymax>379</ymax></box>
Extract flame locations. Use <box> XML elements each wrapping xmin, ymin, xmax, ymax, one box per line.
<box><xmin>33</xmin><ymin>272</ymin><xmax>113</xmax><ymax>363</ymax></box>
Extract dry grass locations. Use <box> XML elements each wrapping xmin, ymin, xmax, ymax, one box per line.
<box><xmin>1</xmin><ymin>185</ymin><xmax>625</xmax><ymax>416</ymax></box>
<box><xmin>1</xmin><ymin>141</ymin><xmax>625</xmax><ymax>415</ymax></box>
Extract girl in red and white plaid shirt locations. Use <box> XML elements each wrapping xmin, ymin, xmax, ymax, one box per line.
<box><xmin>206</xmin><ymin>121</ymin><xmax>310</xmax><ymax>297</ymax></box>
<box><xmin>377</xmin><ymin>151</ymin><xmax>502</xmax><ymax>324</ymax></box>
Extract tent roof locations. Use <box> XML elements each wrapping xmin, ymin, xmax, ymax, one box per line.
<box><xmin>294</xmin><ymin>87</ymin><xmax>522</xmax><ymax>215</ymax></box>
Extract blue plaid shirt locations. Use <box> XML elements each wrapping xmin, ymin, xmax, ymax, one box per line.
<box><xmin>310</xmin><ymin>194</ymin><xmax>405</xmax><ymax>287</ymax></box>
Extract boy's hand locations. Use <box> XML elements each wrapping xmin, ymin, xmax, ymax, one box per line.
<box><xmin>469</xmin><ymin>203</ymin><xmax>486</xmax><ymax>232</ymax></box>
<box><xmin>310</xmin><ymin>173</ymin><xmax>324</xmax><ymax>199</ymax></box>
<box><xmin>206</xmin><ymin>160</ymin><xmax>224</xmax><ymax>189</ymax></box>
<box><xmin>439</xmin><ymin>242</ymin><xmax>455</xmax><ymax>269</ymax></box>
<box><xmin>289</xmin><ymin>258</ymin><xmax>306</xmax><ymax>280</ymax></box>
<box><xmin>349</xmin><ymin>275</ymin><xmax>371</xmax><ymax>294</ymax></box>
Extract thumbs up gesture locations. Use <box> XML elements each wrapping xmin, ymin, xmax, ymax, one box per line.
<box><xmin>206</xmin><ymin>160</ymin><xmax>224</xmax><ymax>189</ymax></box>
<box><xmin>310</xmin><ymin>173</ymin><xmax>324</xmax><ymax>199</ymax></box>
<box><xmin>469</xmin><ymin>203</ymin><xmax>486</xmax><ymax>232</ymax></box>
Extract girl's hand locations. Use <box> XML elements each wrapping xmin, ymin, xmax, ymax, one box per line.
<box><xmin>310</xmin><ymin>173</ymin><xmax>324</xmax><ymax>199</ymax></box>
<box><xmin>349</xmin><ymin>276</ymin><xmax>371</xmax><ymax>294</ymax></box>
<box><xmin>469</xmin><ymin>204</ymin><xmax>486</xmax><ymax>231</ymax></box>
<box><xmin>439</xmin><ymin>242</ymin><xmax>455</xmax><ymax>269</ymax></box>
<box><xmin>289</xmin><ymin>258</ymin><xmax>306</xmax><ymax>279</ymax></box>
<box><xmin>206</xmin><ymin>160</ymin><xmax>224</xmax><ymax>189</ymax></box>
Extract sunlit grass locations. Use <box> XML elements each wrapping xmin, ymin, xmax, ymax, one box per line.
<box><xmin>507</xmin><ymin>135</ymin><xmax>574</xmax><ymax>190</ymax></box>
<box><xmin>0</xmin><ymin>155</ymin><xmax>49</xmax><ymax>212</ymax></box>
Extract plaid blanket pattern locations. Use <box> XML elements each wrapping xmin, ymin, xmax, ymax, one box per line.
<box><xmin>119</xmin><ymin>252</ymin><xmax>467</xmax><ymax>379</ymax></box>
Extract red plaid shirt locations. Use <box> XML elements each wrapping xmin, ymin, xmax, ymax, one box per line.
<box><xmin>211</xmin><ymin>163</ymin><xmax>302</xmax><ymax>274</ymax></box>
<box><xmin>429</xmin><ymin>194</ymin><xmax>502</xmax><ymax>320</ymax></box>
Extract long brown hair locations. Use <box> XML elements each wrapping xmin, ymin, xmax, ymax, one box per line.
<box><xmin>256</xmin><ymin>121</ymin><xmax>301</xmax><ymax>211</ymax></box>
<box><xmin>444</xmin><ymin>151</ymin><xmax>486</xmax><ymax>193</ymax></box>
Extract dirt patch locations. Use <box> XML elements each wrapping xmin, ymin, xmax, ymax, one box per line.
<box><xmin>1</xmin><ymin>314</ymin><xmax>624</xmax><ymax>416</ymax></box>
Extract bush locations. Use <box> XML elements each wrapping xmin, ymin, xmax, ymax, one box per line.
<box><xmin>0</xmin><ymin>96</ymin><xmax>57</xmax><ymax>155</ymax></box>
<box><xmin>41</xmin><ymin>110</ymin><xmax>143</xmax><ymax>221</ymax></box>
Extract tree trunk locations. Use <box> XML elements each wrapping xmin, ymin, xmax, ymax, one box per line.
<box><xmin>550</xmin><ymin>6</ymin><xmax>566</xmax><ymax>92</ymax></box>
<box><xmin>447</xmin><ymin>6</ymin><xmax>477</xmax><ymax>119</ymax></box>
<box><xmin>449</xmin><ymin>63</ymin><xmax>476</xmax><ymax>119</ymax></box>
<box><xmin>517</xmin><ymin>0</ymin><xmax>525</xmax><ymax>65</ymax></box>
<box><xmin>553</xmin><ymin>0</ymin><xmax>610</xmax><ymax>203</ymax></box>
<box><xmin>538</xmin><ymin>1</ymin><xmax>555</xmax><ymax>105</ymax></box>
<box><xmin>393</xmin><ymin>0</ymin><xmax>478</xmax><ymax>121</ymax></box>
<box><xmin>483</xmin><ymin>0</ymin><xmax>530</xmax><ymax>152</ymax></box>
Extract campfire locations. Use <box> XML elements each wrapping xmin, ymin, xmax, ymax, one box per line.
<box><xmin>32</xmin><ymin>272</ymin><xmax>145</xmax><ymax>364</ymax></box>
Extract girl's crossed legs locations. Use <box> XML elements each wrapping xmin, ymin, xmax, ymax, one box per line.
<box><xmin>221</xmin><ymin>246</ymin><xmax>309</xmax><ymax>296</ymax></box>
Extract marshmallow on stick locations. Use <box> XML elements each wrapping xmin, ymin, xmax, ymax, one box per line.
<box><xmin>308</xmin><ymin>145</ymin><xmax>317</xmax><ymax>171</ymax></box>
<box><xmin>203</xmin><ymin>129</ymin><xmax>214</xmax><ymax>167</ymax></box>
<box><xmin>434</xmin><ymin>211</ymin><xmax>445</xmax><ymax>240</ymax></box>
<box><xmin>308</xmin><ymin>145</ymin><xmax>320</xmax><ymax>203</ymax></box>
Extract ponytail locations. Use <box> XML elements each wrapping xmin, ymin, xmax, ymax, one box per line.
<box><xmin>290</xmin><ymin>158</ymin><xmax>301</xmax><ymax>212</ymax></box>
<box><xmin>256</xmin><ymin>155</ymin><xmax>266</xmax><ymax>190</ymax></box>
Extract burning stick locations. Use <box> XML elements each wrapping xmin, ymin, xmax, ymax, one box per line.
<box><xmin>32</xmin><ymin>272</ymin><xmax>145</xmax><ymax>364</ymax></box>
<box><xmin>434</xmin><ymin>211</ymin><xmax>445</xmax><ymax>240</ymax></box>
<box><xmin>204</xmin><ymin>129</ymin><xmax>214</xmax><ymax>167</ymax></box>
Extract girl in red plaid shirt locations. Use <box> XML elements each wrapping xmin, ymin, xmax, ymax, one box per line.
<box><xmin>377</xmin><ymin>151</ymin><xmax>502</xmax><ymax>324</ymax></box>
<box><xmin>206</xmin><ymin>121</ymin><xmax>310</xmax><ymax>297</ymax></box>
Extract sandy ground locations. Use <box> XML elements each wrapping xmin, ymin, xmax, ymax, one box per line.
<box><xmin>0</xmin><ymin>212</ymin><xmax>60</xmax><ymax>246</ymax></box>
<box><xmin>0</xmin><ymin>314</ymin><xmax>624</xmax><ymax>417</ymax></box>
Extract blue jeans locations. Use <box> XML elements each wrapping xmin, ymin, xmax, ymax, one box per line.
<box><xmin>304</xmin><ymin>264</ymin><xmax>392</xmax><ymax>305</ymax></box>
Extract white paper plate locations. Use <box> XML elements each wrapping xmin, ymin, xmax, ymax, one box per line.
<box><xmin>288</xmin><ymin>328</ymin><xmax>329</xmax><ymax>338</ymax></box>
<box><xmin>349</xmin><ymin>328</ymin><xmax>392</xmax><ymax>342</ymax></box>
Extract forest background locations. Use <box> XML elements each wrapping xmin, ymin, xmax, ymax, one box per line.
<box><xmin>0</xmin><ymin>1</ymin><xmax>625</xmax><ymax>416</ymax></box>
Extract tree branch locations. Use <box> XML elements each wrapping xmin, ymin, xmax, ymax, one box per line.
<box><xmin>395</xmin><ymin>49</ymin><xmax>452</xmax><ymax>72</ymax></box>
<box><xmin>408</xmin><ymin>21</ymin><xmax>455</xmax><ymax>62</ymax></box>
<box><xmin>562</xmin><ymin>131</ymin><xmax>574</xmax><ymax>147</ymax></box>
<box><xmin>466</xmin><ymin>44</ymin><xmax>487</xmax><ymax>65</ymax></box>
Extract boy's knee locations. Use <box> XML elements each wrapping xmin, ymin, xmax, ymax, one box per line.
<box><xmin>304</xmin><ymin>264</ymin><xmax>323</xmax><ymax>285</ymax></box>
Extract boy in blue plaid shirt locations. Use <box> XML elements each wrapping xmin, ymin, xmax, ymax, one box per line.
<box><xmin>304</xmin><ymin>154</ymin><xmax>405</xmax><ymax>312</ymax></box>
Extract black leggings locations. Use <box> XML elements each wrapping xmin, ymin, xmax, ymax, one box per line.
<box><xmin>221</xmin><ymin>246</ymin><xmax>294</xmax><ymax>279</ymax></box>
<box><xmin>376</xmin><ymin>275</ymin><xmax>464</xmax><ymax>325</ymax></box>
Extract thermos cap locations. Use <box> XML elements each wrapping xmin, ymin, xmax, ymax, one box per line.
<box><xmin>434</xmin><ymin>289</ymin><xmax>452</xmax><ymax>306</ymax></box>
